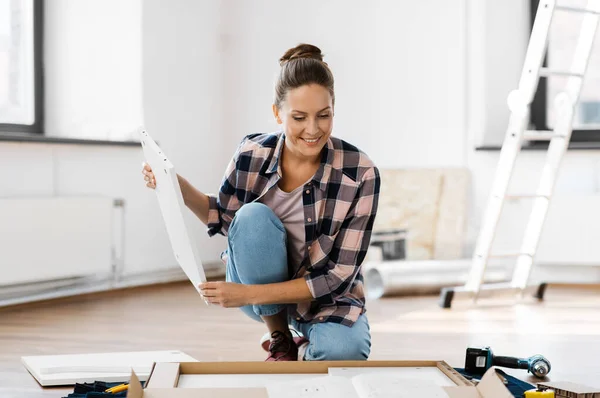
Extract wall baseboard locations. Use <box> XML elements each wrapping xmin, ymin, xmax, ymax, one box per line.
<box><xmin>0</xmin><ymin>263</ymin><xmax>225</xmax><ymax>308</ymax></box>
<box><xmin>2</xmin><ymin>259</ymin><xmax>598</xmax><ymax>308</ymax></box>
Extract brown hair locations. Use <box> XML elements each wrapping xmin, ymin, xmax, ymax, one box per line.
<box><xmin>274</xmin><ymin>43</ymin><xmax>335</xmax><ymax>109</ymax></box>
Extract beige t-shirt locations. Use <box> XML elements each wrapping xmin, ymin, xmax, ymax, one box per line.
<box><xmin>259</xmin><ymin>183</ymin><xmax>306</xmax><ymax>269</ymax></box>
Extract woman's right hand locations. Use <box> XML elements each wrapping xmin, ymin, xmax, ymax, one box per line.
<box><xmin>142</xmin><ymin>162</ymin><xmax>156</xmax><ymax>189</ymax></box>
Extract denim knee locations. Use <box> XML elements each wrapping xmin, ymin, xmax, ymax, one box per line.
<box><xmin>301</xmin><ymin>316</ymin><xmax>372</xmax><ymax>361</ymax></box>
<box><xmin>229</xmin><ymin>202</ymin><xmax>285</xmax><ymax>239</ymax></box>
<box><xmin>226</xmin><ymin>202</ymin><xmax>289</xmax><ymax>319</ymax></box>
<box><xmin>313</xmin><ymin>336</ymin><xmax>370</xmax><ymax>361</ymax></box>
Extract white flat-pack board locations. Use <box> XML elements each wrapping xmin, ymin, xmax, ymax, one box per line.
<box><xmin>22</xmin><ymin>350</ymin><xmax>197</xmax><ymax>386</ymax></box>
<box><xmin>140</xmin><ymin>130</ymin><xmax>207</xmax><ymax>294</ymax></box>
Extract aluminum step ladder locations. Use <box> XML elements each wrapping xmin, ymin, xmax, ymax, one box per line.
<box><xmin>440</xmin><ymin>0</ymin><xmax>600</xmax><ymax>308</ymax></box>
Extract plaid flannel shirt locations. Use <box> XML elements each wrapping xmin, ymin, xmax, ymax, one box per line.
<box><xmin>206</xmin><ymin>132</ymin><xmax>380</xmax><ymax>326</ymax></box>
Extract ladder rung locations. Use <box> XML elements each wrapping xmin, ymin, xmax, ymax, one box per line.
<box><xmin>488</xmin><ymin>253</ymin><xmax>533</xmax><ymax>259</ymax></box>
<box><xmin>495</xmin><ymin>194</ymin><xmax>550</xmax><ymax>200</ymax></box>
<box><xmin>539</xmin><ymin>67</ymin><xmax>584</xmax><ymax>78</ymax></box>
<box><xmin>555</xmin><ymin>5</ymin><xmax>600</xmax><ymax>15</ymax></box>
<box><xmin>523</xmin><ymin>130</ymin><xmax>565</xmax><ymax>141</ymax></box>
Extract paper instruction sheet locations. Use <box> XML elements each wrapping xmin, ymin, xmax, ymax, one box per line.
<box><xmin>351</xmin><ymin>373</ymin><xmax>449</xmax><ymax>398</ymax></box>
<box><xmin>327</xmin><ymin>366</ymin><xmax>456</xmax><ymax>386</ymax></box>
<box><xmin>177</xmin><ymin>374</ymin><xmax>324</xmax><ymax>389</ymax></box>
<box><xmin>267</xmin><ymin>376</ymin><xmax>360</xmax><ymax>398</ymax></box>
<box><xmin>267</xmin><ymin>372</ymin><xmax>450</xmax><ymax>398</ymax></box>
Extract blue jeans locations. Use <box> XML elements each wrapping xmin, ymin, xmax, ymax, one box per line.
<box><xmin>225</xmin><ymin>202</ymin><xmax>371</xmax><ymax>361</ymax></box>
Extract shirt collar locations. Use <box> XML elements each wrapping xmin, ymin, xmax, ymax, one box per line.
<box><xmin>266</xmin><ymin>132</ymin><xmax>285</xmax><ymax>175</ymax></box>
<box><xmin>266</xmin><ymin>132</ymin><xmax>333</xmax><ymax>192</ymax></box>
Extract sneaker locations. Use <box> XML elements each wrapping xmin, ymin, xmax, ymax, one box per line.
<box><xmin>265</xmin><ymin>331</ymin><xmax>301</xmax><ymax>361</ymax></box>
<box><xmin>297</xmin><ymin>339</ymin><xmax>309</xmax><ymax>361</ymax></box>
<box><xmin>260</xmin><ymin>327</ymin><xmax>306</xmax><ymax>352</ymax></box>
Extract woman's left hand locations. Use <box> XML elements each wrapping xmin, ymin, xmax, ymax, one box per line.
<box><xmin>199</xmin><ymin>281</ymin><xmax>253</xmax><ymax>308</ymax></box>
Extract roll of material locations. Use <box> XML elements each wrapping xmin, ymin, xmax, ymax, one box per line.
<box><xmin>524</xmin><ymin>389</ymin><xmax>554</xmax><ymax>398</ymax></box>
<box><xmin>363</xmin><ymin>260</ymin><xmax>510</xmax><ymax>299</ymax></box>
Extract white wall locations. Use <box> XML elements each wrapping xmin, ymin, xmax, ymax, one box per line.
<box><xmin>472</xmin><ymin>0</ymin><xmax>530</xmax><ymax>148</ymax></box>
<box><xmin>44</xmin><ymin>0</ymin><xmax>144</xmax><ymax>141</ymax></box>
<box><xmin>1</xmin><ymin>1</ymin><xmax>230</xmax><ymax>290</ymax></box>
<box><xmin>220</xmin><ymin>0</ymin><xmax>467</xmax><ymax>168</ymax></box>
<box><xmin>220</xmin><ymin>0</ymin><xmax>600</xmax><ymax>266</ymax></box>
<box><xmin>2</xmin><ymin>0</ymin><xmax>599</xmax><ymax>293</ymax></box>
<box><xmin>372</xmin><ymin>0</ymin><xmax>467</xmax><ymax>168</ymax></box>
<box><xmin>142</xmin><ymin>0</ymin><xmax>231</xmax><ymax>273</ymax></box>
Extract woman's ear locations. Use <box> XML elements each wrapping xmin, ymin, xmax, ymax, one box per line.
<box><xmin>272</xmin><ymin>104</ymin><xmax>282</xmax><ymax>124</ymax></box>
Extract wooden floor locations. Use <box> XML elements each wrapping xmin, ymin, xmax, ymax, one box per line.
<box><xmin>1</xmin><ymin>282</ymin><xmax>600</xmax><ymax>397</ymax></box>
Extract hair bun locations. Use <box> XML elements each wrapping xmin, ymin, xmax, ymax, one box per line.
<box><xmin>279</xmin><ymin>43</ymin><xmax>324</xmax><ymax>66</ymax></box>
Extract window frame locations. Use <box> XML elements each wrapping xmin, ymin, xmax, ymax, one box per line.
<box><xmin>0</xmin><ymin>0</ymin><xmax>44</xmax><ymax>135</ymax></box>
<box><xmin>529</xmin><ymin>0</ymin><xmax>600</xmax><ymax>144</ymax></box>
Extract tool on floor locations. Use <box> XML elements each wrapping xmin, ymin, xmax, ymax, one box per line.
<box><xmin>524</xmin><ymin>388</ymin><xmax>555</xmax><ymax>398</ymax></box>
<box><xmin>465</xmin><ymin>347</ymin><xmax>551</xmax><ymax>378</ymax></box>
<box><xmin>105</xmin><ymin>383</ymin><xmax>129</xmax><ymax>394</ymax></box>
<box><xmin>439</xmin><ymin>0</ymin><xmax>600</xmax><ymax>308</ymax></box>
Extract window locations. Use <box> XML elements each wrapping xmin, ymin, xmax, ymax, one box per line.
<box><xmin>530</xmin><ymin>0</ymin><xmax>600</xmax><ymax>142</ymax></box>
<box><xmin>0</xmin><ymin>0</ymin><xmax>42</xmax><ymax>134</ymax></box>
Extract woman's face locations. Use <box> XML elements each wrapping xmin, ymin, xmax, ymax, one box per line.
<box><xmin>273</xmin><ymin>84</ymin><xmax>334</xmax><ymax>162</ymax></box>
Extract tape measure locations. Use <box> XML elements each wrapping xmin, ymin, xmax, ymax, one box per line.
<box><xmin>524</xmin><ymin>389</ymin><xmax>554</xmax><ymax>397</ymax></box>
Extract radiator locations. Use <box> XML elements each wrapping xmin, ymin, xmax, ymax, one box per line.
<box><xmin>0</xmin><ymin>197</ymin><xmax>118</xmax><ymax>286</ymax></box>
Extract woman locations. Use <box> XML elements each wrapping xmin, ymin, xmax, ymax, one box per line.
<box><xmin>142</xmin><ymin>43</ymin><xmax>380</xmax><ymax>362</ymax></box>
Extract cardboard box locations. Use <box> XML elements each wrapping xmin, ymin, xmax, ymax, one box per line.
<box><xmin>537</xmin><ymin>381</ymin><xmax>600</xmax><ymax>398</ymax></box>
<box><xmin>126</xmin><ymin>361</ymin><xmax>513</xmax><ymax>398</ymax></box>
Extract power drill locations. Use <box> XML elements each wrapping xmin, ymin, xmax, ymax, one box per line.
<box><xmin>465</xmin><ymin>347</ymin><xmax>551</xmax><ymax>378</ymax></box>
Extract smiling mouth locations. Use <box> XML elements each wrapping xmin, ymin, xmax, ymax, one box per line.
<box><xmin>301</xmin><ymin>137</ymin><xmax>321</xmax><ymax>144</ymax></box>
